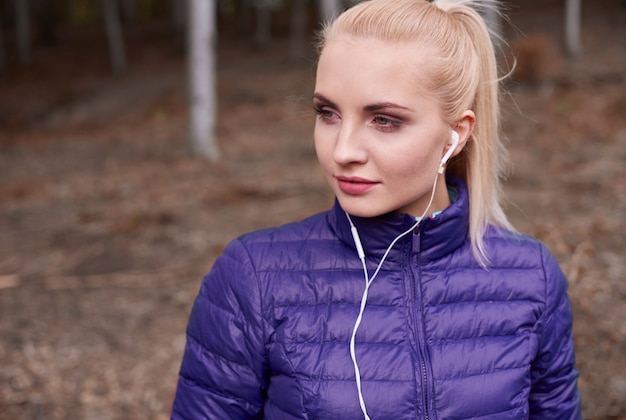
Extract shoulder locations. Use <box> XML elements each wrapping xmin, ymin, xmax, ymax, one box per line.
<box><xmin>197</xmin><ymin>211</ymin><xmax>335</xmax><ymax>315</ymax></box>
<box><xmin>218</xmin><ymin>208</ymin><xmax>340</xmax><ymax>273</ymax></box>
<box><xmin>237</xmin><ymin>209</ymin><xmax>334</xmax><ymax>247</ymax></box>
<box><xmin>482</xmin><ymin>225</ymin><xmax>569</xmax><ymax>307</ymax></box>
<box><xmin>483</xmin><ymin>225</ymin><xmax>558</xmax><ymax>270</ymax></box>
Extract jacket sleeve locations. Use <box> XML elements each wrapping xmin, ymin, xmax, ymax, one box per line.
<box><xmin>171</xmin><ymin>239</ymin><xmax>268</xmax><ymax>419</ymax></box>
<box><xmin>529</xmin><ymin>245</ymin><xmax>581</xmax><ymax>419</ymax></box>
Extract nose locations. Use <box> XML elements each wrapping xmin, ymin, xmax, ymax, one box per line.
<box><xmin>333</xmin><ymin>122</ymin><xmax>368</xmax><ymax>165</ymax></box>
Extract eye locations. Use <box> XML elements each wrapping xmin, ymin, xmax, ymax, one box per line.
<box><xmin>372</xmin><ymin>115</ymin><xmax>402</xmax><ymax>131</ymax></box>
<box><xmin>314</xmin><ymin>106</ymin><xmax>340</xmax><ymax>124</ymax></box>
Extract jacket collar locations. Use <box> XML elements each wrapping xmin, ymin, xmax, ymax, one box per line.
<box><xmin>328</xmin><ymin>175</ymin><xmax>470</xmax><ymax>265</ymax></box>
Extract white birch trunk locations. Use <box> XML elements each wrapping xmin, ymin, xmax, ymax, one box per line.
<box><xmin>102</xmin><ymin>0</ymin><xmax>127</xmax><ymax>74</ymax></box>
<box><xmin>15</xmin><ymin>0</ymin><xmax>31</xmax><ymax>64</ymax></box>
<box><xmin>565</xmin><ymin>0</ymin><xmax>581</xmax><ymax>56</ymax></box>
<box><xmin>188</xmin><ymin>0</ymin><xmax>219</xmax><ymax>161</ymax></box>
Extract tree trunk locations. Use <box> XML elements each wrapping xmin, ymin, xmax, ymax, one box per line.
<box><xmin>35</xmin><ymin>0</ymin><xmax>58</xmax><ymax>46</ymax></box>
<box><xmin>289</xmin><ymin>0</ymin><xmax>309</xmax><ymax>61</ymax></box>
<box><xmin>102</xmin><ymin>0</ymin><xmax>127</xmax><ymax>74</ymax></box>
<box><xmin>120</xmin><ymin>0</ymin><xmax>137</xmax><ymax>21</ymax></box>
<box><xmin>172</xmin><ymin>0</ymin><xmax>186</xmax><ymax>30</ymax></box>
<box><xmin>188</xmin><ymin>0</ymin><xmax>219</xmax><ymax>161</ymax></box>
<box><xmin>171</xmin><ymin>0</ymin><xmax>187</xmax><ymax>52</ymax></box>
<box><xmin>15</xmin><ymin>0</ymin><xmax>31</xmax><ymax>64</ymax></box>
<box><xmin>565</xmin><ymin>0</ymin><xmax>581</xmax><ymax>56</ymax></box>
<box><xmin>0</xmin><ymin>8</ymin><xmax>5</xmax><ymax>76</ymax></box>
<box><xmin>254</xmin><ymin>0</ymin><xmax>272</xmax><ymax>48</ymax></box>
<box><xmin>237</xmin><ymin>0</ymin><xmax>254</xmax><ymax>36</ymax></box>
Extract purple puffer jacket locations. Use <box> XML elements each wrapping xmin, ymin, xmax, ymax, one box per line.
<box><xmin>172</xmin><ymin>177</ymin><xmax>581</xmax><ymax>419</ymax></box>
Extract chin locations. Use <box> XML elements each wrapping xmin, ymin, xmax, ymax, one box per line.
<box><xmin>336</xmin><ymin>198</ymin><xmax>389</xmax><ymax>218</ymax></box>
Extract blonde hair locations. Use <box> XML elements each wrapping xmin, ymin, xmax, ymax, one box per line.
<box><xmin>317</xmin><ymin>0</ymin><xmax>514</xmax><ymax>266</ymax></box>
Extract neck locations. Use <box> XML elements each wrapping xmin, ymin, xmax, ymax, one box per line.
<box><xmin>399</xmin><ymin>173</ymin><xmax>450</xmax><ymax>218</ymax></box>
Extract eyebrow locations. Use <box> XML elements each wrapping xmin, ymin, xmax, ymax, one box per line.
<box><xmin>312</xmin><ymin>93</ymin><xmax>411</xmax><ymax>112</ymax></box>
<box><xmin>312</xmin><ymin>93</ymin><xmax>337</xmax><ymax>108</ymax></box>
<box><xmin>363</xmin><ymin>102</ymin><xmax>412</xmax><ymax>112</ymax></box>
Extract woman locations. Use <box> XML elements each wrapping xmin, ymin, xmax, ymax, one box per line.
<box><xmin>172</xmin><ymin>0</ymin><xmax>581</xmax><ymax>418</ymax></box>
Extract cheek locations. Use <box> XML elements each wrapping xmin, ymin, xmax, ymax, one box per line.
<box><xmin>380</xmin><ymin>144</ymin><xmax>437</xmax><ymax>180</ymax></box>
<box><xmin>313</xmin><ymin>126</ymin><xmax>332</xmax><ymax>167</ymax></box>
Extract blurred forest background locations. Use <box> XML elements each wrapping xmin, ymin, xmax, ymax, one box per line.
<box><xmin>0</xmin><ymin>0</ymin><xmax>625</xmax><ymax>419</ymax></box>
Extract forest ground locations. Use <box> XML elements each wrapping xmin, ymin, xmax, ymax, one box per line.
<box><xmin>0</xmin><ymin>1</ymin><xmax>625</xmax><ymax>418</ymax></box>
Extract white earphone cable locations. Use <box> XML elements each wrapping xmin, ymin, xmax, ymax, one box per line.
<box><xmin>346</xmin><ymin>170</ymin><xmax>442</xmax><ymax>420</ymax></box>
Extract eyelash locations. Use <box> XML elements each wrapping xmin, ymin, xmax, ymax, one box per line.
<box><xmin>313</xmin><ymin>106</ymin><xmax>403</xmax><ymax>132</ymax></box>
<box><xmin>313</xmin><ymin>106</ymin><xmax>337</xmax><ymax>122</ymax></box>
<box><xmin>372</xmin><ymin>115</ymin><xmax>402</xmax><ymax>131</ymax></box>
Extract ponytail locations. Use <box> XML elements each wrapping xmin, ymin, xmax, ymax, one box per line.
<box><xmin>431</xmin><ymin>0</ymin><xmax>514</xmax><ymax>266</ymax></box>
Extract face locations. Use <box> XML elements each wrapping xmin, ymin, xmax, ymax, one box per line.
<box><xmin>314</xmin><ymin>36</ymin><xmax>453</xmax><ymax>218</ymax></box>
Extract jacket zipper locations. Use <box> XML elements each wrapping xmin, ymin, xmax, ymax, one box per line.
<box><xmin>411</xmin><ymin>231</ymin><xmax>431</xmax><ymax>420</ymax></box>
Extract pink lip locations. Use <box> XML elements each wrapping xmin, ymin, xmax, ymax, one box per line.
<box><xmin>336</xmin><ymin>176</ymin><xmax>379</xmax><ymax>195</ymax></box>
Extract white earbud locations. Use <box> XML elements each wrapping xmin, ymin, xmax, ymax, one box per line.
<box><xmin>438</xmin><ymin>131</ymin><xmax>460</xmax><ymax>174</ymax></box>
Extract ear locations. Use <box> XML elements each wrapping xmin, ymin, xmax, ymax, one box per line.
<box><xmin>450</xmin><ymin>110</ymin><xmax>475</xmax><ymax>158</ymax></box>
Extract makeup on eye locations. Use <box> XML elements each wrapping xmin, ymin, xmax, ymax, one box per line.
<box><xmin>313</xmin><ymin>106</ymin><xmax>340</xmax><ymax>124</ymax></box>
<box><xmin>313</xmin><ymin>96</ymin><xmax>409</xmax><ymax>131</ymax></box>
<box><xmin>366</xmin><ymin>102</ymin><xmax>412</xmax><ymax>131</ymax></box>
<box><xmin>371</xmin><ymin>114</ymin><xmax>403</xmax><ymax>131</ymax></box>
